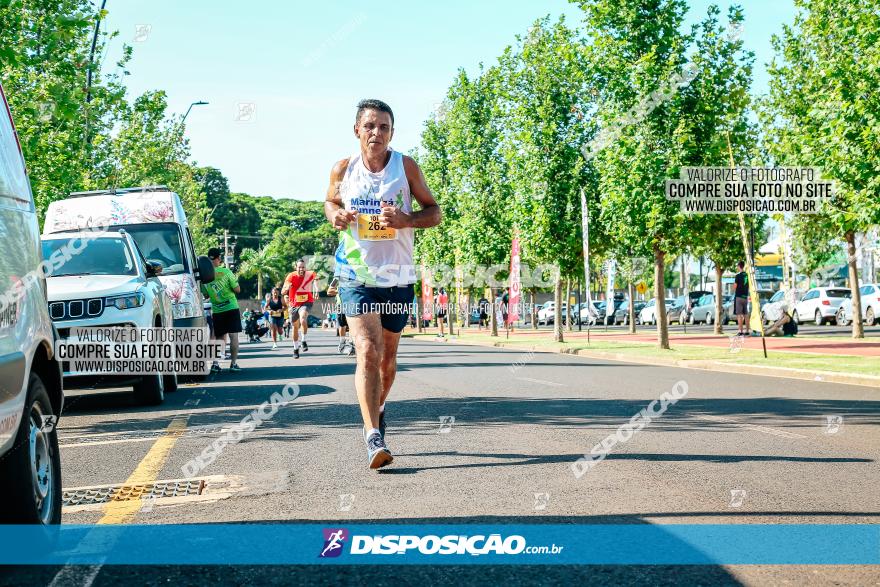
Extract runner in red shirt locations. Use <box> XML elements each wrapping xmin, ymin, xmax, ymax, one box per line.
<box><xmin>281</xmin><ymin>259</ymin><xmax>316</xmax><ymax>359</ymax></box>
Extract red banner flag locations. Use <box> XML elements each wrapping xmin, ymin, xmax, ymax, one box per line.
<box><xmin>508</xmin><ymin>236</ymin><xmax>521</xmax><ymax>325</ymax></box>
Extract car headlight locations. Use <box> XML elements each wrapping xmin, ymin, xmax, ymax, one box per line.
<box><xmin>172</xmin><ymin>302</ymin><xmax>195</xmax><ymax>319</ymax></box>
<box><xmin>106</xmin><ymin>292</ymin><xmax>145</xmax><ymax>310</ymax></box>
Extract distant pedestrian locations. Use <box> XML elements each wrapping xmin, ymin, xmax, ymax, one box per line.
<box><xmin>436</xmin><ymin>287</ymin><xmax>448</xmax><ymax>338</ymax></box>
<box><xmin>478</xmin><ymin>296</ymin><xmax>489</xmax><ymax>330</ymax></box>
<box><xmin>267</xmin><ymin>287</ymin><xmax>285</xmax><ymax>349</ymax></box>
<box><xmin>734</xmin><ymin>261</ymin><xmax>750</xmax><ymax>336</ymax></box>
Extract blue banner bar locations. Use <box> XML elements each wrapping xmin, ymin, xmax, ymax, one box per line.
<box><xmin>1</xmin><ymin>524</ymin><xmax>877</xmax><ymax>565</ymax></box>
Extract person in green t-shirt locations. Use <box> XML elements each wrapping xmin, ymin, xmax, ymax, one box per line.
<box><xmin>201</xmin><ymin>248</ymin><xmax>242</xmax><ymax>372</ymax></box>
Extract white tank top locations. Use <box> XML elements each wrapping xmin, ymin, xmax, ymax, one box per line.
<box><xmin>335</xmin><ymin>148</ymin><xmax>415</xmax><ymax>287</ymax></box>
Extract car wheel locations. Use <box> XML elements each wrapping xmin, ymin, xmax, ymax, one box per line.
<box><xmin>706</xmin><ymin>312</ymin><xmax>713</xmax><ymax>325</ymax></box>
<box><xmin>163</xmin><ymin>371</ymin><xmax>179</xmax><ymax>393</ymax></box>
<box><xmin>134</xmin><ymin>373</ymin><xmax>165</xmax><ymax>406</ymax></box>
<box><xmin>688</xmin><ymin>312</ymin><xmax>695</xmax><ymax>325</ymax></box>
<box><xmin>815</xmin><ymin>310</ymin><xmax>823</xmax><ymax>326</ymax></box>
<box><xmin>0</xmin><ymin>373</ymin><xmax>62</xmax><ymax>524</ymax></box>
<box><xmin>836</xmin><ymin>308</ymin><xmax>848</xmax><ymax>327</ymax></box>
<box><xmin>867</xmin><ymin>307</ymin><xmax>876</xmax><ymax>326</ymax></box>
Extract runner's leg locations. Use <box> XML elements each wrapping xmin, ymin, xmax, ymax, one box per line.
<box><xmin>347</xmin><ymin>313</ymin><xmax>384</xmax><ymax>430</ymax></box>
<box><xmin>379</xmin><ymin>328</ymin><xmax>402</xmax><ymax>406</ymax></box>
<box><xmin>229</xmin><ymin>331</ymin><xmax>239</xmax><ymax>364</ymax></box>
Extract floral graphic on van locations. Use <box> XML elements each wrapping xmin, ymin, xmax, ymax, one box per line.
<box><xmin>142</xmin><ymin>200</ymin><xmax>174</xmax><ymax>222</ymax></box>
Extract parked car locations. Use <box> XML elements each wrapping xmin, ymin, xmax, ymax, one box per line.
<box><xmin>614</xmin><ymin>300</ymin><xmax>646</xmax><ymax>325</ymax></box>
<box><xmin>835</xmin><ymin>284</ymin><xmax>879</xmax><ymax>326</ymax></box>
<box><xmin>638</xmin><ymin>298</ymin><xmax>675</xmax><ymax>325</ymax></box>
<box><xmin>689</xmin><ymin>294</ymin><xmax>733</xmax><ymax>324</ymax></box>
<box><xmin>666</xmin><ymin>291</ymin><xmax>711</xmax><ymax>325</ymax></box>
<box><xmin>537</xmin><ymin>301</ymin><xmax>569</xmax><ymax>325</ymax></box>
<box><xmin>43</xmin><ymin>185</ymin><xmax>215</xmax><ymax>329</ymax></box>
<box><xmin>0</xmin><ymin>81</ymin><xmax>64</xmax><ymax>525</ymax></box>
<box><xmin>762</xmin><ymin>289</ymin><xmax>804</xmax><ymax>324</ymax></box>
<box><xmin>42</xmin><ymin>230</ymin><xmax>175</xmax><ymax>405</ymax></box>
<box><xmin>578</xmin><ymin>301</ymin><xmax>601</xmax><ymax>326</ymax></box>
<box><xmin>793</xmin><ymin>287</ymin><xmax>851</xmax><ymax>325</ymax></box>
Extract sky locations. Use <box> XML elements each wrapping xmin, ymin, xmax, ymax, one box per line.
<box><xmin>101</xmin><ymin>0</ymin><xmax>796</xmax><ymax>201</ymax></box>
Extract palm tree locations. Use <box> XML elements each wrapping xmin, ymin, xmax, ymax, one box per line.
<box><xmin>237</xmin><ymin>245</ymin><xmax>281</xmax><ymax>300</ymax></box>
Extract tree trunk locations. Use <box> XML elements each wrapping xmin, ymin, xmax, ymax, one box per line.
<box><xmin>490</xmin><ymin>288</ymin><xmax>498</xmax><ymax>337</ymax></box>
<box><xmin>654</xmin><ymin>247</ymin><xmax>670</xmax><ymax>349</ymax></box>
<box><xmin>447</xmin><ymin>301</ymin><xmax>454</xmax><ymax>336</ymax></box>
<box><xmin>628</xmin><ymin>281</ymin><xmax>636</xmax><ymax>334</ymax></box>
<box><xmin>845</xmin><ymin>231</ymin><xmax>864</xmax><ymax>339</ymax></box>
<box><xmin>553</xmin><ymin>272</ymin><xmax>564</xmax><ymax>343</ymax></box>
<box><xmin>416</xmin><ymin>296</ymin><xmax>423</xmax><ymax>333</ymax></box>
<box><xmin>679</xmin><ymin>254</ymin><xmax>687</xmax><ymax>292</ymax></box>
<box><xmin>566</xmin><ymin>277</ymin><xmax>573</xmax><ymax>331</ymax></box>
<box><xmin>713</xmin><ymin>263</ymin><xmax>724</xmax><ymax>334</ymax></box>
<box><xmin>531</xmin><ymin>288</ymin><xmax>538</xmax><ymax>330</ymax></box>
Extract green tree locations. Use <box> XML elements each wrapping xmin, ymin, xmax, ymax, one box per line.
<box><xmin>677</xmin><ymin>5</ymin><xmax>759</xmax><ymax>334</ymax></box>
<box><xmin>238</xmin><ymin>244</ymin><xmax>281</xmax><ymax>301</ymax></box>
<box><xmin>0</xmin><ymin>0</ymin><xmax>129</xmax><ymax>217</ymax></box>
<box><xmin>499</xmin><ymin>17</ymin><xmax>596</xmax><ymax>341</ymax></box>
<box><xmin>581</xmin><ymin>0</ymin><xmax>692</xmax><ymax>349</ymax></box>
<box><xmin>763</xmin><ymin>0</ymin><xmax>880</xmax><ymax>337</ymax></box>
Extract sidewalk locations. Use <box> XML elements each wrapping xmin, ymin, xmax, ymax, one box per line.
<box><xmin>492</xmin><ymin>328</ymin><xmax>880</xmax><ymax>357</ymax></box>
<box><xmin>405</xmin><ymin>326</ymin><xmax>880</xmax><ymax>388</ymax></box>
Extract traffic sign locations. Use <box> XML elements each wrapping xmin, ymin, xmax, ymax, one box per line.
<box><xmin>636</xmin><ymin>282</ymin><xmax>648</xmax><ymax>295</ymax></box>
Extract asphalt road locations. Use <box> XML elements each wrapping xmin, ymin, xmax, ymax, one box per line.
<box><xmin>3</xmin><ymin>330</ymin><xmax>879</xmax><ymax>586</ymax></box>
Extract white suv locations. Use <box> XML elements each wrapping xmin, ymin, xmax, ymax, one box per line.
<box><xmin>0</xmin><ymin>81</ymin><xmax>64</xmax><ymax>525</ymax></box>
<box><xmin>42</xmin><ymin>230</ymin><xmax>175</xmax><ymax>405</ymax></box>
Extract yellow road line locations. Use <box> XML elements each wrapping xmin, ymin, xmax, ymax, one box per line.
<box><xmin>97</xmin><ymin>416</ymin><xmax>189</xmax><ymax>525</ymax></box>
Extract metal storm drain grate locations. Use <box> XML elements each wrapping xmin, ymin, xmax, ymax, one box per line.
<box><xmin>62</xmin><ymin>479</ymin><xmax>206</xmax><ymax>507</ymax></box>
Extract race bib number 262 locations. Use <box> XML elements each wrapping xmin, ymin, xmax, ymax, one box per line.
<box><xmin>357</xmin><ymin>214</ymin><xmax>397</xmax><ymax>241</ymax></box>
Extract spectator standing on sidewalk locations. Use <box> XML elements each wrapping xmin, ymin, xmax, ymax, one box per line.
<box><xmin>734</xmin><ymin>261</ymin><xmax>750</xmax><ymax>336</ymax></box>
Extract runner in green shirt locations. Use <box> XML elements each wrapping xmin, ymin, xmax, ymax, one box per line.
<box><xmin>201</xmin><ymin>248</ymin><xmax>242</xmax><ymax>372</ymax></box>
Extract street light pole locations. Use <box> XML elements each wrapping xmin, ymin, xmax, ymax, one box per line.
<box><xmin>183</xmin><ymin>100</ymin><xmax>209</xmax><ymax>124</ymax></box>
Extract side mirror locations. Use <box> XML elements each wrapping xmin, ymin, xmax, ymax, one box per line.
<box><xmin>146</xmin><ymin>260</ymin><xmax>164</xmax><ymax>277</ymax></box>
<box><xmin>197</xmin><ymin>256</ymin><xmax>215</xmax><ymax>284</ymax></box>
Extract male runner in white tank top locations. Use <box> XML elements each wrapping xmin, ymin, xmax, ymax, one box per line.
<box><xmin>324</xmin><ymin>99</ymin><xmax>441</xmax><ymax>469</ymax></box>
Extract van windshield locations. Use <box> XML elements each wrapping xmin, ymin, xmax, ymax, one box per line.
<box><xmin>42</xmin><ymin>238</ymin><xmax>138</xmax><ymax>277</ymax></box>
<box><xmin>111</xmin><ymin>223</ymin><xmax>187</xmax><ymax>275</ymax></box>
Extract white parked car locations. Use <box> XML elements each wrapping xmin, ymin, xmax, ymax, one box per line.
<box><xmin>0</xmin><ymin>80</ymin><xmax>64</xmax><ymax>525</ymax></box>
<box><xmin>836</xmin><ymin>283</ymin><xmax>879</xmax><ymax>326</ymax></box>
<box><xmin>42</xmin><ymin>230</ymin><xmax>175</xmax><ymax>405</ymax></box>
<box><xmin>638</xmin><ymin>298</ymin><xmax>674</xmax><ymax>325</ymax></box>
<box><xmin>793</xmin><ymin>287</ymin><xmax>851</xmax><ymax>326</ymax></box>
<box><xmin>537</xmin><ymin>301</ymin><xmax>568</xmax><ymax>325</ymax></box>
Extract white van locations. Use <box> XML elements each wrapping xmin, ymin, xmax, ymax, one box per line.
<box><xmin>0</xmin><ymin>82</ymin><xmax>64</xmax><ymax>524</ymax></box>
<box><xmin>43</xmin><ymin>186</ymin><xmax>214</xmax><ymax>329</ymax></box>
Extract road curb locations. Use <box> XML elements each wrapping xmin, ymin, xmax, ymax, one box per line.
<box><xmin>411</xmin><ymin>334</ymin><xmax>880</xmax><ymax>389</ymax></box>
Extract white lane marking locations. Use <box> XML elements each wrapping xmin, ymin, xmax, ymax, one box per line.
<box><xmin>696</xmin><ymin>415</ymin><xmax>806</xmax><ymax>438</ymax></box>
<box><xmin>516</xmin><ymin>377</ymin><xmax>566</xmax><ymax>388</ymax></box>
<box><xmin>48</xmin><ymin>561</ymin><xmax>104</xmax><ymax>587</ymax></box>
<box><xmin>184</xmin><ymin>399</ymin><xmax>201</xmax><ymax>407</ymax></box>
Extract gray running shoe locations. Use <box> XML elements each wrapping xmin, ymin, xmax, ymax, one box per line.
<box><xmin>363</xmin><ymin>428</ymin><xmax>393</xmax><ymax>469</ymax></box>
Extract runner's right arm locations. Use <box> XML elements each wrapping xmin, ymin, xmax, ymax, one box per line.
<box><xmin>324</xmin><ymin>158</ymin><xmax>356</xmax><ymax>230</ymax></box>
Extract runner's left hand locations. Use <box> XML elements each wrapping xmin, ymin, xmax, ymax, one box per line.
<box><xmin>379</xmin><ymin>203</ymin><xmax>409</xmax><ymax>229</ymax></box>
